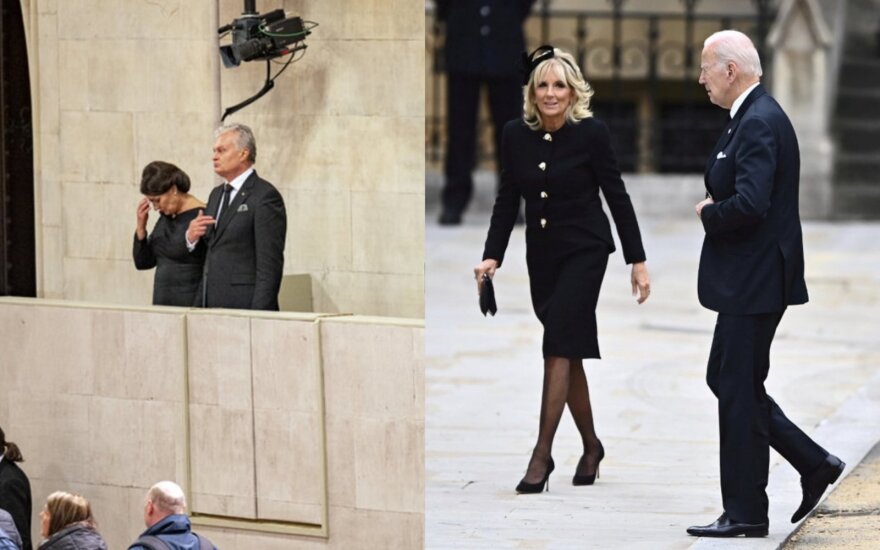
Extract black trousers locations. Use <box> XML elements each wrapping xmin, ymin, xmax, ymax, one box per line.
<box><xmin>441</xmin><ymin>72</ymin><xmax>522</xmax><ymax>214</ymax></box>
<box><xmin>706</xmin><ymin>310</ymin><xmax>827</xmax><ymax>524</ymax></box>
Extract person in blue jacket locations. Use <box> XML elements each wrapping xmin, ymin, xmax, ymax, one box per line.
<box><xmin>0</xmin><ymin>509</ymin><xmax>22</xmax><ymax>550</ymax></box>
<box><xmin>128</xmin><ymin>482</ymin><xmax>216</xmax><ymax>550</ymax></box>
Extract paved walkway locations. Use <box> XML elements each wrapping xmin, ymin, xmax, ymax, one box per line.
<box><xmin>784</xmin><ymin>441</ymin><xmax>880</xmax><ymax>550</ymax></box>
<box><xmin>425</xmin><ymin>198</ymin><xmax>880</xmax><ymax>549</ymax></box>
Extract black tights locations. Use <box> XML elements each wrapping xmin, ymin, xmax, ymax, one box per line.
<box><xmin>523</xmin><ymin>356</ymin><xmax>603</xmax><ymax>483</ymax></box>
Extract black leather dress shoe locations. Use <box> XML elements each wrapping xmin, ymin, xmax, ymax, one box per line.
<box><xmin>791</xmin><ymin>453</ymin><xmax>845</xmax><ymax>523</ymax></box>
<box><xmin>686</xmin><ymin>513</ymin><xmax>768</xmax><ymax>538</ymax></box>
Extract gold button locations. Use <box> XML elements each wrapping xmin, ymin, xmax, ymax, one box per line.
<box><xmin>540</xmin><ymin>218</ymin><xmax>547</xmax><ymax>228</ymax></box>
<box><xmin>543</xmin><ymin>133</ymin><xmax>552</xmax><ymax>142</ymax></box>
<box><xmin>538</xmin><ymin>162</ymin><xmax>546</xmax><ymax>171</ymax></box>
<box><xmin>540</xmin><ymin>191</ymin><xmax>548</xmax><ymax>199</ymax></box>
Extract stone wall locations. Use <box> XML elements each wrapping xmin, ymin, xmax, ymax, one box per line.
<box><xmin>22</xmin><ymin>0</ymin><xmax>424</xmax><ymax>318</ymax></box>
<box><xmin>0</xmin><ymin>297</ymin><xmax>424</xmax><ymax>548</ymax></box>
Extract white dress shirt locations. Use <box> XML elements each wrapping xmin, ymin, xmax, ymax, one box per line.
<box><xmin>186</xmin><ymin>167</ymin><xmax>255</xmax><ymax>250</ymax></box>
<box><xmin>730</xmin><ymin>81</ymin><xmax>760</xmax><ymax>118</ymax></box>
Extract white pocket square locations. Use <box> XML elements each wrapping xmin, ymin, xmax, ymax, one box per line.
<box><xmin>716</xmin><ymin>151</ymin><xmax>727</xmax><ymax>160</ymax></box>
<box><xmin>237</xmin><ymin>204</ymin><xmax>249</xmax><ymax>212</ymax></box>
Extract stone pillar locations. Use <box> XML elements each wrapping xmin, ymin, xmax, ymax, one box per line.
<box><xmin>768</xmin><ymin>0</ymin><xmax>834</xmax><ymax>218</ymax></box>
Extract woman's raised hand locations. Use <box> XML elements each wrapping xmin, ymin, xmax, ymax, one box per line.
<box><xmin>136</xmin><ymin>197</ymin><xmax>150</xmax><ymax>240</ymax></box>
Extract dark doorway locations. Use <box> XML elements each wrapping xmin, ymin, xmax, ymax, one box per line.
<box><xmin>0</xmin><ymin>0</ymin><xmax>36</xmax><ymax>297</ymax></box>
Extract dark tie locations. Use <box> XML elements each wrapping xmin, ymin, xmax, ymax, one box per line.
<box><xmin>218</xmin><ymin>183</ymin><xmax>232</xmax><ymax>220</ymax></box>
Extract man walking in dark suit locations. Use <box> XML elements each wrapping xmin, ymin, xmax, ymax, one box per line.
<box><xmin>187</xmin><ymin>123</ymin><xmax>286</xmax><ymax>311</ymax></box>
<box><xmin>687</xmin><ymin>30</ymin><xmax>845</xmax><ymax>538</ymax></box>
<box><xmin>436</xmin><ymin>0</ymin><xmax>535</xmax><ymax>225</ymax></box>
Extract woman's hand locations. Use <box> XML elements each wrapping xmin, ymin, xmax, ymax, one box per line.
<box><xmin>136</xmin><ymin>197</ymin><xmax>150</xmax><ymax>240</ymax></box>
<box><xmin>473</xmin><ymin>259</ymin><xmax>499</xmax><ymax>293</ymax></box>
<box><xmin>631</xmin><ymin>261</ymin><xmax>651</xmax><ymax>304</ymax></box>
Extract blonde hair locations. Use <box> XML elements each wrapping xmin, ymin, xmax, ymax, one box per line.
<box><xmin>44</xmin><ymin>491</ymin><xmax>95</xmax><ymax>537</ymax></box>
<box><xmin>523</xmin><ymin>49</ymin><xmax>594</xmax><ymax>131</ymax></box>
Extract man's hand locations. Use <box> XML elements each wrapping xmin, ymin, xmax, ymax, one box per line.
<box><xmin>186</xmin><ymin>209</ymin><xmax>215</xmax><ymax>244</ymax></box>
<box><xmin>473</xmin><ymin>259</ymin><xmax>498</xmax><ymax>294</ymax></box>
<box><xmin>136</xmin><ymin>198</ymin><xmax>150</xmax><ymax>240</ymax></box>
<box><xmin>695</xmin><ymin>196</ymin><xmax>715</xmax><ymax>218</ymax></box>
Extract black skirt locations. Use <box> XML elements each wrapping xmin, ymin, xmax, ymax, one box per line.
<box><xmin>526</xmin><ymin>239</ymin><xmax>610</xmax><ymax>359</ymax></box>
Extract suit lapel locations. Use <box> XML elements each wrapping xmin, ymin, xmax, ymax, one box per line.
<box><xmin>212</xmin><ymin>171</ymin><xmax>257</xmax><ymax>244</ymax></box>
<box><xmin>704</xmin><ymin>84</ymin><xmax>767</xmax><ymax>192</ymax></box>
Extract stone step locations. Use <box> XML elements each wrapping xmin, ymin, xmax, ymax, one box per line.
<box><xmin>838</xmin><ymin>60</ymin><xmax>880</xmax><ymax>89</ymax></box>
<box><xmin>834</xmin><ymin>89</ymin><xmax>880</xmax><ymax>118</ymax></box>
<box><xmin>833</xmin><ymin>124</ymin><xmax>880</xmax><ymax>154</ymax></box>
<box><xmin>833</xmin><ymin>153</ymin><xmax>880</xmax><ymax>181</ymax></box>
<box><xmin>833</xmin><ymin>184</ymin><xmax>880</xmax><ymax>219</ymax></box>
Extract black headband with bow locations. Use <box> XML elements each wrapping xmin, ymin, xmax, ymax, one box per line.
<box><xmin>520</xmin><ymin>45</ymin><xmax>579</xmax><ymax>86</ymax></box>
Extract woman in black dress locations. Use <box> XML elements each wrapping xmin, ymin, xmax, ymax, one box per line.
<box><xmin>133</xmin><ymin>161</ymin><xmax>206</xmax><ymax>306</ymax></box>
<box><xmin>474</xmin><ymin>46</ymin><xmax>651</xmax><ymax>493</ymax></box>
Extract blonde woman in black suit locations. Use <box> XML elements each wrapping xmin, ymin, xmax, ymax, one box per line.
<box><xmin>474</xmin><ymin>46</ymin><xmax>650</xmax><ymax>493</ymax></box>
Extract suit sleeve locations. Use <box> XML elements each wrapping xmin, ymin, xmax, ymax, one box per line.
<box><xmin>589</xmin><ymin>120</ymin><xmax>646</xmax><ymax>264</ymax></box>
<box><xmin>132</xmin><ymin>234</ymin><xmax>157</xmax><ymax>270</ymax></box>
<box><xmin>482</xmin><ymin>123</ymin><xmax>520</xmax><ymax>267</ymax></box>
<box><xmin>701</xmin><ymin>116</ymin><xmax>776</xmax><ymax>235</ymax></box>
<box><xmin>251</xmin><ymin>186</ymin><xmax>287</xmax><ymax>310</ymax></box>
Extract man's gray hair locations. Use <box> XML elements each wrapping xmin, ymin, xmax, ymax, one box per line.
<box><xmin>147</xmin><ymin>481</ymin><xmax>187</xmax><ymax>515</ymax></box>
<box><xmin>704</xmin><ymin>30</ymin><xmax>763</xmax><ymax>78</ymax></box>
<box><xmin>215</xmin><ymin>122</ymin><xmax>257</xmax><ymax>163</ymax></box>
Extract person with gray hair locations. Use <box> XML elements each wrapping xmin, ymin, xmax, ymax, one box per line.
<box><xmin>128</xmin><ymin>481</ymin><xmax>216</xmax><ymax>550</ymax></box>
<box><xmin>687</xmin><ymin>29</ymin><xmax>844</xmax><ymax>538</ymax></box>
<box><xmin>186</xmin><ymin>123</ymin><xmax>287</xmax><ymax>310</ymax></box>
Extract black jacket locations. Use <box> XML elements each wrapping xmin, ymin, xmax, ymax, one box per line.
<box><xmin>196</xmin><ymin>170</ymin><xmax>287</xmax><ymax>311</ymax></box>
<box><xmin>484</xmin><ymin>118</ymin><xmax>645</xmax><ymax>267</ymax></box>
<box><xmin>699</xmin><ymin>84</ymin><xmax>808</xmax><ymax>314</ymax></box>
<box><xmin>133</xmin><ymin>208</ymin><xmax>206</xmax><ymax>306</ymax></box>
<box><xmin>438</xmin><ymin>0</ymin><xmax>535</xmax><ymax>77</ymax></box>
<box><xmin>37</xmin><ymin>522</ymin><xmax>106</xmax><ymax>550</ymax></box>
<box><xmin>0</xmin><ymin>460</ymin><xmax>31</xmax><ymax>550</ymax></box>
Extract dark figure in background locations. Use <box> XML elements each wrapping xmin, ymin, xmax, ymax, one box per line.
<box><xmin>437</xmin><ymin>0</ymin><xmax>536</xmax><ymax>225</ymax></box>
<box><xmin>186</xmin><ymin>123</ymin><xmax>287</xmax><ymax>311</ymax></box>
<box><xmin>0</xmin><ymin>428</ymin><xmax>31</xmax><ymax>550</ymax></box>
<box><xmin>133</xmin><ymin>161</ymin><xmax>207</xmax><ymax>306</ymax></box>
<box><xmin>474</xmin><ymin>47</ymin><xmax>650</xmax><ymax>494</ymax></box>
<box><xmin>687</xmin><ymin>30</ymin><xmax>844</xmax><ymax>539</ymax></box>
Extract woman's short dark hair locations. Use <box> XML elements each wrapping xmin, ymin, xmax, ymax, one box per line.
<box><xmin>140</xmin><ymin>161</ymin><xmax>191</xmax><ymax>196</ymax></box>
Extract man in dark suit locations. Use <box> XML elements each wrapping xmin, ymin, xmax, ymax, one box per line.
<box><xmin>436</xmin><ymin>0</ymin><xmax>535</xmax><ymax>225</ymax></box>
<box><xmin>687</xmin><ymin>30</ymin><xmax>845</xmax><ymax>538</ymax></box>
<box><xmin>187</xmin><ymin>123</ymin><xmax>286</xmax><ymax>311</ymax></box>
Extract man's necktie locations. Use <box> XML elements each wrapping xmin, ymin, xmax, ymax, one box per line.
<box><xmin>218</xmin><ymin>183</ymin><xmax>232</xmax><ymax>220</ymax></box>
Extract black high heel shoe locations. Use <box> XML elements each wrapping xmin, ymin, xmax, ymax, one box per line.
<box><xmin>573</xmin><ymin>440</ymin><xmax>604</xmax><ymax>486</ymax></box>
<box><xmin>516</xmin><ymin>457</ymin><xmax>555</xmax><ymax>494</ymax></box>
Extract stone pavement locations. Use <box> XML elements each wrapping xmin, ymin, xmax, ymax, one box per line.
<box><xmin>425</xmin><ymin>194</ymin><xmax>880</xmax><ymax>549</ymax></box>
